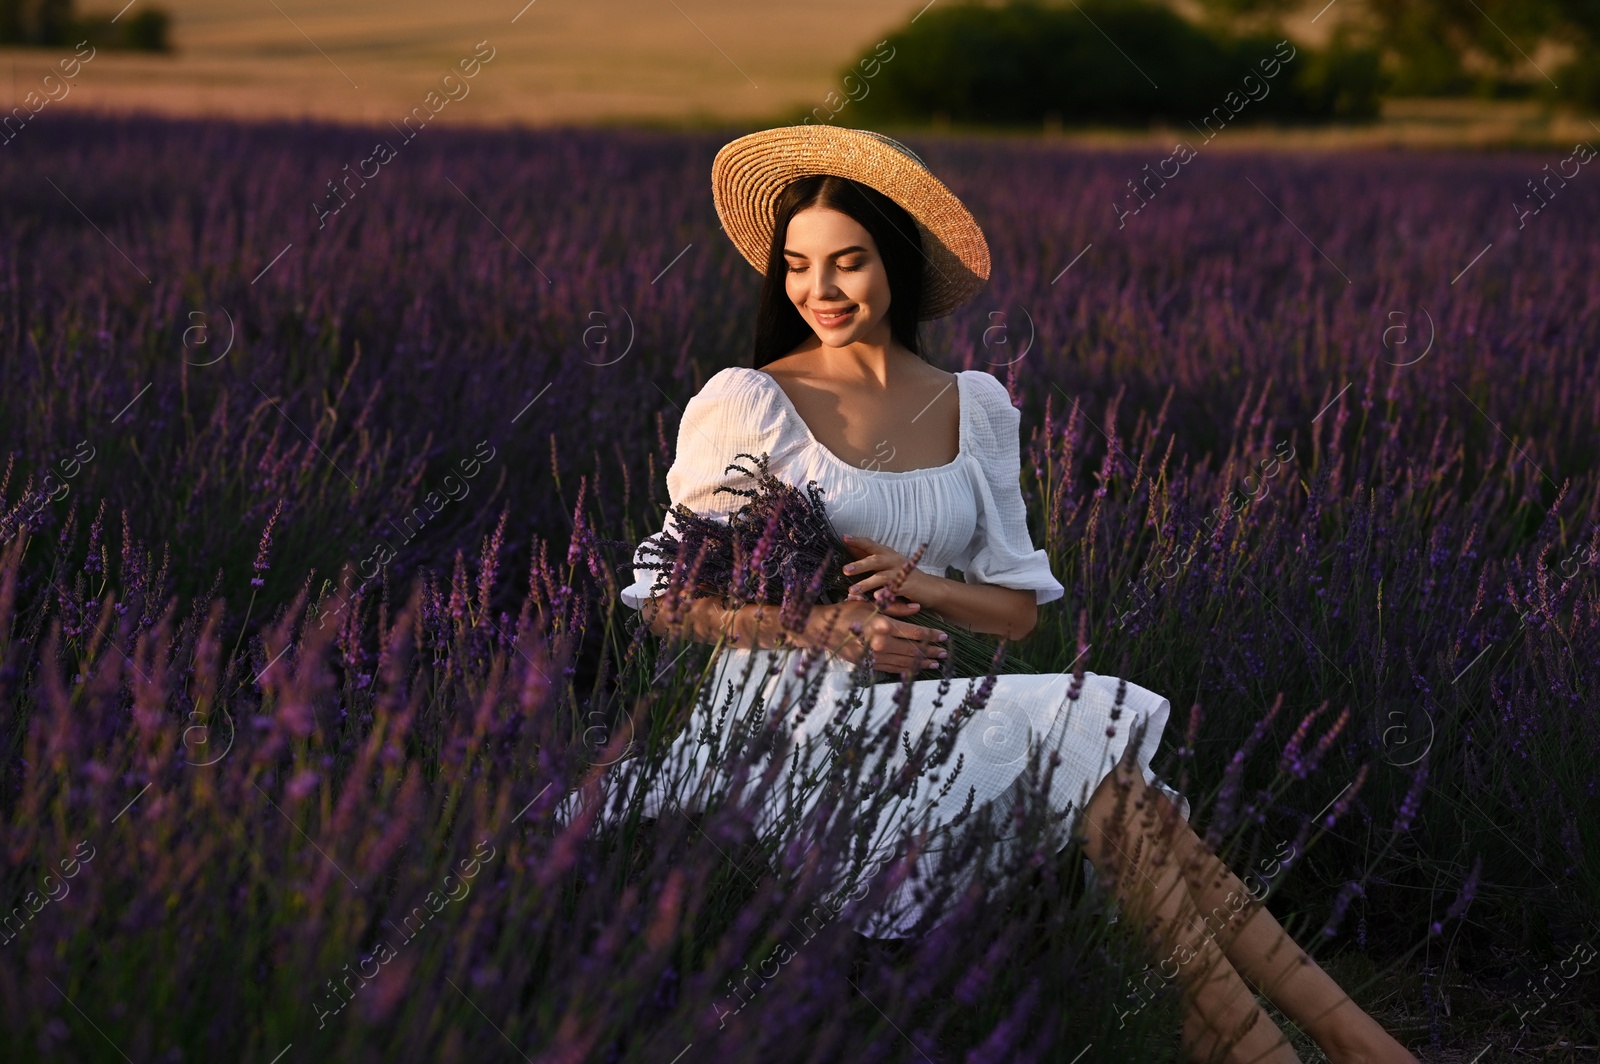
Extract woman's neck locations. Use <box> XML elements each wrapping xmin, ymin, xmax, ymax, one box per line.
<box><xmin>780</xmin><ymin>331</ymin><xmax>921</xmax><ymax>390</ymax></box>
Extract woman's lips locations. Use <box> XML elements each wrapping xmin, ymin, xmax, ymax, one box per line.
<box><xmin>813</xmin><ymin>305</ymin><xmax>857</xmax><ymax>326</ymax></box>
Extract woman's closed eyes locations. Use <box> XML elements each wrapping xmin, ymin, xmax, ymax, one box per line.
<box><xmin>786</xmin><ymin>260</ymin><xmax>865</xmax><ymax>273</ymax></box>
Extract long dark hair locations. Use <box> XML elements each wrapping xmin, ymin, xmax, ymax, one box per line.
<box><xmin>750</xmin><ymin>175</ymin><xmax>924</xmax><ymax>370</ymax></box>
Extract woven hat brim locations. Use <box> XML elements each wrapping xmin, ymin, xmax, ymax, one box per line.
<box><xmin>711</xmin><ymin>125</ymin><xmax>991</xmax><ymax>321</ymax></box>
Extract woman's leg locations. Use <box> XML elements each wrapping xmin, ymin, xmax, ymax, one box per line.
<box><xmin>1079</xmin><ymin>758</ymin><xmax>1302</xmax><ymax>1064</ymax></box>
<box><xmin>1085</xmin><ymin>761</ymin><xmax>1418</xmax><ymax>1064</ymax></box>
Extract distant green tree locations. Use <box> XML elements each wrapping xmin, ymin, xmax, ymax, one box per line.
<box><xmin>0</xmin><ymin>0</ymin><xmax>169</xmax><ymax>49</ymax></box>
<box><xmin>1196</xmin><ymin>0</ymin><xmax>1600</xmax><ymax>105</ymax></box>
<box><xmin>76</xmin><ymin>6</ymin><xmax>170</xmax><ymax>51</ymax></box>
<box><xmin>839</xmin><ymin>0</ymin><xmax>1378</xmax><ymax>130</ymax></box>
<box><xmin>0</xmin><ymin>0</ymin><xmax>74</xmax><ymax>45</ymax></box>
<box><xmin>851</xmin><ymin>0</ymin><xmax>1238</xmax><ymax>127</ymax></box>
<box><xmin>120</xmin><ymin>7</ymin><xmax>166</xmax><ymax>49</ymax></box>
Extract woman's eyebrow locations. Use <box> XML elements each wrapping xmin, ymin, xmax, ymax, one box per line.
<box><xmin>782</xmin><ymin>245</ymin><xmax>870</xmax><ymax>259</ymax></box>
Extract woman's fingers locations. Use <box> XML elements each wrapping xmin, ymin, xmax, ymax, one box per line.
<box><xmin>882</xmin><ymin>617</ymin><xmax>947</xmax><ymax>643</ymax></box>
<box><xmin>864</xmin><ymin>646</ymin><xmax>945</xmax><ymax>674</ymax></box>
<box><xmin>878</xmin><ymin>646</ymin><xmax>945</xmax><ymax>674</ymax></box>
<box><xmin>829</xmin><ymin>602</ymin><xmax>944</xmax><ymax>671</ymax></box>
<box><xmin>859</xmin><ymin>622</ymin><xmax>948</xmax><ymax>670</ymax></box>
<box><xmin>842</xmin><ymin>554</ymin><xmax>884</xmax><ymax>575</ymax></box>
<box><xmin>846</xmin><ymin>572</ymin><xmax>888</xmax><ymax>598</ymax></box>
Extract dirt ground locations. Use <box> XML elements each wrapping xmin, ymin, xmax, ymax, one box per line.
<box><xmin>1269</xmin><ymin>951</ymin><xmax>1599</xmax><ymax>1062</ymax></box>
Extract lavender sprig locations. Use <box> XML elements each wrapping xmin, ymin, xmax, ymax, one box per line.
<box><xmin>629</xmin><ymin>451</ymin><xmax>1039</xmax><ymax>677</ymax></box>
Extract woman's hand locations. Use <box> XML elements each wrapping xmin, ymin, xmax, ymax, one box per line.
<box><xmin>801</xmin><ymin>598</ymin><xmax>948</xmax><ymax>676</ymax></box>
<box><xmin>839</xmin><ymin>534</ymin><xmax>940</xmax><ymax>605</ymax></box>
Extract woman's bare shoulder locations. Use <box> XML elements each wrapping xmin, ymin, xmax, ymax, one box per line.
<box><xmin>757</xmin><ymin>348</ymin><xmax>817</xmax><ymax>383</ymax></box>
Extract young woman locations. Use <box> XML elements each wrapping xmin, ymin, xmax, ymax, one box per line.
<box><xmin>615</xmin><ymin>125</ymin><xmax>1417</xmax><ymax>1064</ymax></box>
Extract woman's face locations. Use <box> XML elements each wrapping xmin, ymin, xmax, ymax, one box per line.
<box><xmin>782</xmin><ymin>206</ymin><xmax>892</xmax><ymax>347</ymax></box>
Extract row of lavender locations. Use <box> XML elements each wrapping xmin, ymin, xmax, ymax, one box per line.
<box><xmin>0</xmin><ymin>113</ymin><xmax>1594</xmax><ymax>1057</ymax></box>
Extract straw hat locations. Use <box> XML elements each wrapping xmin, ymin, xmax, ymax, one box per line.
<box><xmin>711</xmin><ymin>125</ymin><xmax>991</xmax><ymax>320</ymax></box>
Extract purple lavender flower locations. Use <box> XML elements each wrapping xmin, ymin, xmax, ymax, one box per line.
<box><xmin>567</xmin><ymin>476</ymin><xmax>589</xmax><ymax>569</ymax></box>
<box><xmin>251</xmin><ymin>499</ymin><xmax>284</xmax><ymax>588</ymax></box>
<box><xmin>1324</xmin><ymin>763</ymin><xmax>1369</xmax><ymax>828</ymax></box>
<box><xmin>1390</xmin><ymin>761</ymin><xmax>1429</xmax><ymax>835</ymax></box>
<box><xmin>84</xmin><ymin>498</ymin><xmax>107</xmax><ymax>575</ymax></box>
<box><xmin>1320</xmin><ymin>880</ymin><xmax>1364</xmax><ymax>938</ymax></box>
<box><xmin>1302</xmin><ymin>705</ymin><xmax>1351</xmax><ymax>777</ymax></box>
<box><xmin>1431</xmin><ymin>856</ymin><xmax>1481</xmax><ymax>935</ymax></box>
<box><xmin>1278</xmin><ymin>702</ymin><xmax>1326</xmax><ymax>779</ymax></box>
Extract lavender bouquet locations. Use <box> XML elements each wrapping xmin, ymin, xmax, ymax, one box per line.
<box><xmin>628</xmin><ymin>451</ymin><xmax>1039</xmax><ymax>677</ymax></box>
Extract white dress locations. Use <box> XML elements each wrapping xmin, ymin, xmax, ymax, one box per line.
<box><xmin>587</xmin><ymin>366</ymin><xmax>1188</xmax><ymax>938</ymax></box>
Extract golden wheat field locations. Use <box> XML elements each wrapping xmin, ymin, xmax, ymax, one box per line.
<box><xmin>4</xmin><ymin>0</ymin><xmax>925</xmax><ymax>128</ymax></box>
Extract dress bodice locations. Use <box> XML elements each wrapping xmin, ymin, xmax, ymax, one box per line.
<box><xmin>620</xmin><ymin>365</ymin><xmax>1064</xmax><ymax>609</ymax></box>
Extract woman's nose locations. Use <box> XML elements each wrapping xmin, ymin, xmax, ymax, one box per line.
<box><xmin>810</xmin><ymin>265</ymin><xmax>843</xmax><ymax>299</ymax></box>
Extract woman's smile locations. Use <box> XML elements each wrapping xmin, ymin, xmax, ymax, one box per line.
<box><xmin>812</xmin><ymin>304</ymin><xmax>858</xmax><ymax>327</ymax></box>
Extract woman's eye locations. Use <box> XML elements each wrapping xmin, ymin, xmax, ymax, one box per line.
<box><xmin>786</xmin><ymin>266</ymin><xmax>805</xmax><ymax>273</ymax></box>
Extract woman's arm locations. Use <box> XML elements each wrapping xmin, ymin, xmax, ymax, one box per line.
<box><xmin>942</xmin><ymin>373</ymin><xmax>1062</xmax><ymax>631</ymax></box>
<box><xmin>638</xmin><ymin>593</ymin><xmax>951</xmax><ymax>672</ymax></box>
<box><xmin>915</xmin><ymin>572</ymin><xmax>1036</xmax><ymax>640</ymax></box>
<box><xmin>899</xmin><ymin>574</ymin><xmax>1037</xmax><ymax>641</ymax></box>
<box><xmin>838</xmin><ymin>535</ymin><xmax>1039</xmax><ymax>641</ymax></box>
<box><xmin>638</xmin><ymin>594</ymin><xmax>793</xmax><ymax>650</ymax></box>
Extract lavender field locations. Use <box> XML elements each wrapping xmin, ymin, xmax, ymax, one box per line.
<box><xmin>1</xmin><ymin>113</ymin><xmax>1597</xmax><ymax>1061</ymax></box>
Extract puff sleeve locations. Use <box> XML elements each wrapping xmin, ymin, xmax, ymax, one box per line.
<box><xmin>959</xmin><ymin>373</ymin><xmax>1065</xmax><ymax>605</ymax></box>
<box><xmin>619</xmin><ymin>368</ymin><xmax>794</xmax><ymax>611</ymax></box>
